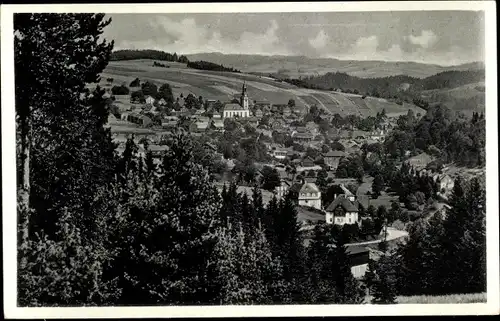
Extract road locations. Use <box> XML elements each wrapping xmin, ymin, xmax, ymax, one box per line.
<box><xmin>345</xmin><ymin>227</ymin><xmax>408</xmax><ymax>246</ymax></box>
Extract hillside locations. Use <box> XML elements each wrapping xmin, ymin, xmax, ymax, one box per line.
<box><xmin>185</xmin><ymin>52</ymin><xmax>485</xmax><ymax>79</ymax></box>
<box><xmin>100</xmin><ymin>59</ymin><xmax>425</xmax><ymax>117</ymax></box>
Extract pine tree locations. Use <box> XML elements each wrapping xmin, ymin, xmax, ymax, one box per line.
<box><xmin>273</xmin><ymin>193</ymin><xmax>308</xmax><ymax>302</ymax></box>
<box><xmin>15</xmin><ymin>13</ymin><xmax>119</xmax><ymax>306</ymax></box>
<box><xmin>369</xmin><ymin>255</ymin><xmax>398</xmax><ymax>304</ymax></box>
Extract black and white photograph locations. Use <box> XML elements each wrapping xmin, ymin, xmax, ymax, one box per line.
<box><xmin>2</xmin><ymin>1</ymin><xmax>499</xmax><ymax>318</ymax></box>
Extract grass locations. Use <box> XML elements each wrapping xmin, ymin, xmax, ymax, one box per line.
<box><xmin>395</xmin><ymin>293</ymin><xmax>486</xmax><ymax>304</ymax></box>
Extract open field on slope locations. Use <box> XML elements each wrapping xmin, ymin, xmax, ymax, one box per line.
<box><xmin>420</xmin><ymin>82</ymin><xmax>485</xmax><ymax>117</ymax></box>
<box><xmin>101</xmin><ymin>59</ymin><xmax>424</xmax><ymax>117</ymax></box>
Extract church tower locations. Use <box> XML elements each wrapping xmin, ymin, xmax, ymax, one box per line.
<box><xmin>240</xmin><ymin>81</ymin><xmax>249</xmax><ymax>110</ymax></box>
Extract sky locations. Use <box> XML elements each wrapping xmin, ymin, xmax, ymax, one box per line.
<box><xmin>103</xmin><ymin>11</ymin><xmax>485</xmax><ymax>66</ymax></box>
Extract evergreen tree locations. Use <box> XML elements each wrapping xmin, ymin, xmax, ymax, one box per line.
<box><xmin>15</xmin><ymin>13</ymin><xmax>119</xmax><ymax>306</ymax></box>
<box><xmin>273</xmin><ymin>194</ymin><xmax>307</xmax><ymax>302</ymax></box>
<box><xmin>114</xmin><ymin>131</ymin><xmax>223</xmax><ymax>305</ymax></box>
<box><xmin>369</xmin><ymin>255</ymin><xmax>398</xmax><ymax>304</ymax></box>
<box><xmin>211</xmin><ymin>222</ymin><xmax>289</xmax><ymax>304</ymax></box>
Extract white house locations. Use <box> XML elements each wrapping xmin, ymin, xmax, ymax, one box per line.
<box><xmin>272</xmin><ymin>148</ymin><xmax>288</xmax><ymax>160</ymax></box>
<box><xmin>276</xmin><ymin>180</ymin><xmax>291</xmax><ymax>199</ymax></box>
<box><xmin>324</xmin><ymin>185</ymin><xmax>369</xmax><ymax>226</ymax></box>
<box><xmin>145</xmin><ymin>95</ymin><xmax>155</xmax><ymax>106</ymax></box>
<box><xmin>298</xmin><ymin>182</ymin><xmax>322</xmax><ymax>210</ymax></box>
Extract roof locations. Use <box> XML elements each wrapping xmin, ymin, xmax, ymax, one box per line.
<box><xmin>289</xmin><ymin>183</ymin><xmax>303</xmax><ymax>194</ymax></box>
<box><xmin>346</xmin><ymin>245</ymin><xmax>369</xmax><ymax>255</ymax></box>
<box><xmin>322</xmin><ymin>150</ymin><xmax>346</xmax><ymax>158</ymax></box>
<box><xmin>223</xmin><ymin>103</ymin><xmax>245</xmax><ymax>111</ymax></box>
<box><xmin>296</xmin><ymin>127</ymin><xmax>308</xmax><ymax>133</ymax></box>
<box><xmin>213</xmin><ymin>119</ymin><xmax>224</xmax><ymax>127</ymax></box>
<box><xmin>326</xmin><ymin>195</ymin><xmax>359</xmax><ymax>212</ymax></box>
<box><xmin>339</xmin><ymin>184</ymin><xmax>354</xmax><ymax>196</ymax></box>
<box><xmin>299</xmin><ymin>182</ymin><xmax>320</xmax><ymax>194</ymax></box>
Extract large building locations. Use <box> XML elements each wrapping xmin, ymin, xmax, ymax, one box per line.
<box><xmin>223</xmin><ymin>82</ymin><xmax>251</xmax><ymax>118</ymax></box>
<box><xmin>325</xmin><ymin>185</ymin><xmax>369</xmax><ymax>226</ymax></box>
<box><xmin>298</xmin><ymin>182</ymin><xmax>322</xmax><ymax>210</ymax></box>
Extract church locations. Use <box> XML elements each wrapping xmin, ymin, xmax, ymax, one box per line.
<box><xmin>222</xmin><ymin>82</ymin><xmax>251</xmax><ymax>118</ymax></box>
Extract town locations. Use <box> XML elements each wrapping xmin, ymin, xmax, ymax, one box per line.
<box><xmin>13</xmin><ymin>10</ymin><xmax>488</xmax><ymax>309</ymax></box>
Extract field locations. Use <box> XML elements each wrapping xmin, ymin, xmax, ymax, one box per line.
<box><xmin>395</xmin><ymin>293</ymin><xmax>486</xmax><ymax>304</ymax></box>
<box><xmin>100</xmin><ymin>59</ymin><xmax>425</xmax><ymax>117</ymax></box>
<box><xmin>421</xmin><ymin>82</ymin><xmax>485</xmax><ymax>117</ymax></box>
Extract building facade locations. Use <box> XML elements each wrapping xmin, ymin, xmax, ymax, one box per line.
<box><xmin>298</xmin><ymin>182</ymin><xmax>322</xmax><ymax>210</ymax></box>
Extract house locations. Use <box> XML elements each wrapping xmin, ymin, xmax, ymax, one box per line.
<box><xmin>145</xmin><ymin>95</ymin><xmax>155</xmax><ymax>106</ymax></box>
<box><xmin>212</xmin><ymin>119</ymin><xmax>225</xmax><ymax>132</ymax></box>
<box><xmin>298</xmin><ymin>182</ymin><xmax>322</xmax><ymax>210</ymax></box>
<box><xmin>190</xmin><ymin>120</ymin><xmax>209</xmax><ymax>133</ymax></box>
<box><xmin>302</xmin><ymin>156</ymin><xmax>315</xmax><ymax>168</ymax></box>
<box><xmin>276</xmin><ymin>180</ymin><xmax>291</xmax><ymax>199</ymax></box>
<box><xmin>322</xmin><ymin>150</ymin><xmax>347</xmax><ymax>171</ymax></box>
<box><xmin>292</xmin><ymin>132</ymin><xmax>314</xmax><ymax>143</ymax></box>
<box><xmin>147</xmin><ymin>144</ymin><xmax>169</xmax><ymax>158</ymax></box>
<box><xmin>272</xmin><ymin>148</ymin><xmax>288</xmax><ymax>160</ymax></box>
<box><xmin>370</xmin><ymin>129</ymin><xmax>385</xmax><ymax>141</ymax></box>
<box><xmin>223</xmin><ymin>82</ymin><xmax>251</xmax><ymax>118</ymax></box>
<box><xmin>406</xmin><ymin>152</ymin><xmax>435</xmax><ymax>170</ymax></box>
<box><xmin>346</xmin><ymin>246</ymin><xmax>371</xmax><ymax>279</ymax></box>
<box><xmin>157</xmin><ymin>98</ymin><xmax>168</xmax><ymax>106</ymax></box>
<box><xmin>283</xmin><ymin>107</ymin><xmax>291</xmax><ymax>117</ymax></box>
<box><xmin>127</xmin><ymin>112</ymin><xmax>152</xmax><ymax>127</ymax></box>
<box><xmin>324</xmin><ymin>185</ymin><xmax>370</xmax><ymax>226</ymax></box>
<box><xmin>435</xmin><ymin>174</ymin><xmax>455</xmax><ymax>194</ymax></box>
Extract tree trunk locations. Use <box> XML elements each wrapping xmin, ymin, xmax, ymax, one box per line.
<box><xmin>18</xmin><ymin>114</ymin><xmax>31</xmax><ymax>249</ymax></box>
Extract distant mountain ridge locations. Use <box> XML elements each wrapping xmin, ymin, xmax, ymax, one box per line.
<box><xmin>185</xmin><ymin>52</ymin><xmax>485</xmax><ymax>79</ymax></box>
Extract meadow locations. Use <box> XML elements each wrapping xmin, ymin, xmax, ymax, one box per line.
<box><xmin>101</xmin><ymin>59</ymin><xmax>425</xmax><ymax>117</ymax></box>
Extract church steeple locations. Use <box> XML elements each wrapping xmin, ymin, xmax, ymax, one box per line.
<box><xmin>242</xmin><ymin>81</ymin><xmax>247</xmax><ymax>95</ymax></box>
<box><xmin>240</xmin><ymin>81</ymin><xmax>249</xmax><ymax>110</ymax></box>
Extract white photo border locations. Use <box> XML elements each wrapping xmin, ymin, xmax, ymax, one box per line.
<box><xmin>2</xmin><ymin>1</ymin><xmax>498</xmax><ymax>318</ymax></box>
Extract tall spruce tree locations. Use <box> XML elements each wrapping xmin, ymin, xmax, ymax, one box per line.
<box><xmin>15</xmin><ymin>13</ymin><xmax>120</xmax><ymax>306</ymax></box>
<box><xmin>273</xmin><ymin>193</ymin><xmax>307</xmax><ymax>302</ymax></box>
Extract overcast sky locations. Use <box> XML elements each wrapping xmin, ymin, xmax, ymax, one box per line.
<box><xmin>103</xmin><ymin>11</ymin><xmax>485</xmax><ymax>66</ymax></box>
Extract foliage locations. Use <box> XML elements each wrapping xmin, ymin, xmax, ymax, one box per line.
<box><xmin>111</xmin><ymin>85</ymin><xmax>130</xmax><ymax>95</ymax></box>
<box><xmin>111</xmin><ymin>49</ymin><xmax>188</xmax><ymax>63</ymax></box>
<box><xmin>187</xmin><ymin>60</ymin><xmax>240</xmax><ymax>73</ymax></box>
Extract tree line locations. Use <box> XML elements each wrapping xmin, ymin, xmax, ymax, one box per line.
<box><xmin>187</xmin><ymin>60</ymin><xmax>241</xmax><ymax>73</ymax></box>
<box><xmin>111</xmin><ymin>49</ymin><xmax>189</xmax><ymax>63</ymax></box>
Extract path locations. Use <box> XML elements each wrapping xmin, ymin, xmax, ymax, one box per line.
<box><xmin>345</xmin><ymin>227</ymin><xmax>408</xmax><ymax>246</ymax></box>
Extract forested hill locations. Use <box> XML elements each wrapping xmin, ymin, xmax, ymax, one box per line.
<box><xmin>110</xmin><ymin>49</ymin><xmax>240</xmax><ymax>72</ymax></box>
<box><xmin>111</xmin><ymin>49</ymin><xmax>189</xmax><ymax>63</ymax></box>
<box><xmin>279</xmin><ymin>69</ymin><xmax>485</xmax><ymax>96</ymax></box>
